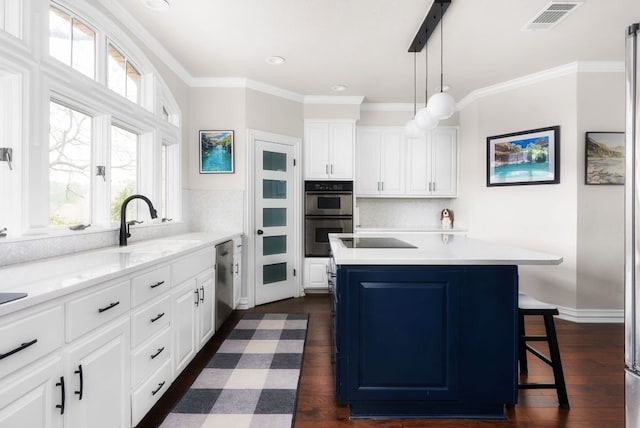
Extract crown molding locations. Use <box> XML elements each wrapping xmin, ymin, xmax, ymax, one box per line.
<box><xmin>456</xmin><ymin>60</ymin><xmax>624</xmax><ymax>110</ymax></box>
<box><xmin>361</xmin><ymin>103</ymin><xmax>414</xmax><ymax>112</ymax></box>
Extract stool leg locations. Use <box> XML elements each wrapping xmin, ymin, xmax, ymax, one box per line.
<box><xmin>519</xmin><ymin>312</ymin><xmax>528</xmax><ymax>375</ymax></box>
<box><xmin>544</xmin><ymin>314</ymin><xmax>570</xmax><ymax>409</ymax></box>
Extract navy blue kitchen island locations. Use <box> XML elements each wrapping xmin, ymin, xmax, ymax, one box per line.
<box><xmin>328</xmin><ymin>233</ymin><xmax>562</xmax><ymax>419</ymax></box>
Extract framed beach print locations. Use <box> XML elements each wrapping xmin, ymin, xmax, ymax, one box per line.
<box><xmin>486</xmin><ymin>126</ymin><xmax>560</xmax><ymax>187</ymax></box>
<box><xmin>199</xmin><ymin>130</ymin><xmax>234</xmax><ymax>173</ymax></box>
<box><xmin>585</xmin><ymin>131</ymin><xmax>624</xmax><ymax>185</ymax></box>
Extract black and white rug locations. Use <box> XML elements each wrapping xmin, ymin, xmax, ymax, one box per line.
<box><xmin>160</xmin><ymin>313</ymin><xmax>308</xmax><ymax>428</ymax></box>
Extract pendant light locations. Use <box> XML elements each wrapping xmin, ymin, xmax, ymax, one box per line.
<box><xmin>404</xmin><ymin>52</ymin><xmax>425</xmax><ymax>138</ymax></box>
<box><xmin>415</xmin><ymin>27</ymin><xmax>438</xmax><ymax>131</ymax></box>
<box><xmin>426</xmin><ymin>0</ymin><xmax>455</xmax><ymax>120</ymax></box>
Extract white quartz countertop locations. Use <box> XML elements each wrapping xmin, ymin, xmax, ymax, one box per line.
<box><xmin>0</xmin><ymin>231</ymin><xmax>240</xmax><ymax>316</ymax></box>
<box><xmin>329</xmin><ymin>232</ymin><xmax>562</xmax><ymax>266</ymax></box>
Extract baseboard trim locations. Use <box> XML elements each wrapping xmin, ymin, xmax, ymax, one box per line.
<box><xmin>556</xmin><ymin>305</ymin><xmax>623</xmax><ymax>323</ymax></box>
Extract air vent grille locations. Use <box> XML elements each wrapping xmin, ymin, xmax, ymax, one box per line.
<box><xmin>523</xmin><ymin>1</ymin><xmax>582</xmax><ymax>31</ymax></box>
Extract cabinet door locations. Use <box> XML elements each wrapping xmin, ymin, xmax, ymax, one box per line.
<box><xmin>303</xmin><ymin>257</ymin><xmax>328</xmax><ymax>290</ymax></box>
<box><xmin>430</xmin><ymin>128</ymin><xmax>458</xmax><ymax>197</ymax></box>
<box><xmin>379</xmin><ymin>129</ymin><xmax>405</xmax><ymax>196</ymax></box>
<box><xmin>304</xmin><ymin>123</ymin><xmax>330</xmax><ymax>179</ymax></box>
<box><xmin>356</xmin><ymin>128</ymin><xmax>381</xmax><ymax>196</ymax></box>
<box><xmin>329</xmin><ymin>123</ymin><xmax>354</xmax><ymax>179</ymax></box>
<box><xmin>64</xmin><ymin>317</ymin><xmax>130</xmax><ymax>428</ymax></box>
<box><xmin>405</xmin><ymin>136</ymin><xmax>430</xmax><ymax>196</ymax></box>
<box><xmin>0</xmin><ymin>356</ymin><xmax>63</xmax><ymax>428</ymax></box>
<box><xmin>233</xmin><ymin>239</ymin><xmax>242</xmax><ymax>309</ymax></box>
<box><xmin>197</xmin><ymin>269</ymin><xmax>215</xmax><ymax>348</ymax></box>
<box><xmin>172</xmin><ymin>279</ymin><xmax>198</xmax><ymax>376</ymax></box>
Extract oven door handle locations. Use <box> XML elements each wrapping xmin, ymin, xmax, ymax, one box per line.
<box><xmin>305</xmin><ymin>216</ymin><xmax>353</xmax><ymax>220</ymax></box>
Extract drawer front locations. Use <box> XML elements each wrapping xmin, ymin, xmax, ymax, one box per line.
<box><xmin>172</xmin><ymin>247</ymin><xmax>215</xmax><ymax>286</ymax></box>
<box><xmin>66</xmin><ymin>280</ymin><xmax>131</xmax><ymax>342</ymax></box>
<box><xmin>131</xmin><ymin>265</ymin><xmax>171</xmax><ymax>307</ymax></box>
<box><xmin>131</xmin><ymin>358</ymin><xmax>172</xmax><ymax>426</ymax></box>
<box><xmin>131</xmin><ymin>326</ymin><xmax>171</xmax><ymax>387</ymax></box>
<box><xmin>0</xmin><ymin>306</ymin><xmax>63</xmax><ymax>378</ymax></box>
<box><xmin>131</xmin><ymin>295</ymin><xmax>172</xmax><ymax>348</ymax></box>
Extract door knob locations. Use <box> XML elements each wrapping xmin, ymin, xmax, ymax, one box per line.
<box><xmin>257</xmin><ymin>229</ymin><xmax>264</xmax><ymax>235</ymax></box>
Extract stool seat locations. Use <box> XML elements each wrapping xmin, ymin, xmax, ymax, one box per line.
<box><xmin>518</xmin><ymin>293</ymin><xmax>570</xmax><ymax>409</ymax></box>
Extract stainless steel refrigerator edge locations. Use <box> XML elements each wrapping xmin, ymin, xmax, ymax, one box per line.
<box><xmin>625</xmin><ymin>22</ymin><xmax>640</xmax><ymax>428</ymax></box>
<box><xmin>215</xmin><ymin>240</ymin><xmax>234</xmax><ymax>330</ymax></box>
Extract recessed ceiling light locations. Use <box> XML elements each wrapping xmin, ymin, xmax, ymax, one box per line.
<box><xmin>331</xmin><ymin>84</ymin><xmax>348</xmax><ymax>92</ymax></box>
<box><xmin>141</xmin><ymin>0</ymin><xmax>170</xmax><ymax>11</ymax></box>
<box><xmin>266</xmin><ymin>56</ymin><xmax>286</xmax><ymax>65</ymax></box>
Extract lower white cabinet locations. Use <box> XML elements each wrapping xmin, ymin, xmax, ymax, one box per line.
<box><xmin>0</xmin><ymin>355</ymin><xmax>63</xmax><ymax>428</ymax></box>
<box><xmin>0</xmin><ymin>238</ymin><xmax>239</xmax><ymax>428</ymax></box>
<box><xmin>64</xmin><ymin>317</ymin><xmax>130</xmax><ymax>428</ymax></box>
<box><xmin>303</xmin><ymin>257</ymin><xmax>329</xmax><ymax>290</ymax></box>
<box><xmin>233</xmin><ymin>237</ymin><xmax>243</xmax><ymax>309</ymax></box>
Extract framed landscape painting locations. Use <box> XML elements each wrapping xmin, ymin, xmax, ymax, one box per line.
<box><xmin>487</xmin><ymin>126</ymin><xmax>560</xmax><ymax>187</ymax></box>
<box><xmin>199</xmin><ymin>130</ymin><xmax>234</xmax><ymax>174</ymax></box>
<box><xmin>585</xmin><ymin>131</ymin><xmax>624</xmax><ymax>185</ymax></box>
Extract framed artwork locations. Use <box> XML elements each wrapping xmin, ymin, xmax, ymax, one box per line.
<box><xmin>585</xmin><ymin>132</ymin><xmax>624</xmax><ymax>185</ymax></box>
<box><xmin>487</xmin><ymin>126</ymin><xmax>560</xmax><ymax>187</ymax></box>
<box><xmin>199</xmin><ymin>130</ymin><xmax>234</xmax><ymax>173</ymax></box>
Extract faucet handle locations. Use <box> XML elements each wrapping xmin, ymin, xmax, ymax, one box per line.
<box><xmin>127</xmin><ymin>220</ymin><xmax>143</xmax><ymax>226</ymax></box>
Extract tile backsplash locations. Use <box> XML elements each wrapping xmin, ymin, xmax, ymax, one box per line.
<box><xmin>356</xmin><ymin>198</ymin><xmax>460</xmax><ymax>229</ymax></box>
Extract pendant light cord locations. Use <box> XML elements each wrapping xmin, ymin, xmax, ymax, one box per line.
<box><xmin>440</xmin><ymin>1</ymin><xmax>444</xmax><ymax>93</ymax></box>
<box><xmin>413</xmin><ymin>51</ymin><xmax>417</xmax><ymax>115</ymax></box>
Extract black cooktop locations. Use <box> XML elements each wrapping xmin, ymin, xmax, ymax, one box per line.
<box><xmin>340</xmin><ymin>237</ymin><xmax>417</xmax><ymax>249</ymax></box>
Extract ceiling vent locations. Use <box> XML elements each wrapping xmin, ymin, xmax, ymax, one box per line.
<box><xmin>523</xmin><ymin>1</ymin><xmax>583</xmax><ymax>31</ymax></box>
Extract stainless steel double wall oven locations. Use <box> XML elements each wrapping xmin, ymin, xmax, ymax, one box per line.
<box><xmin>304</xmin><ymin>181</ymin><xmax>353</xmax><ymax>257</ymax></box>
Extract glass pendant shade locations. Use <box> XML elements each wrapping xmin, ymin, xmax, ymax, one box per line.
<box><xmin>404</xmin><ymin>119</ymin><xmax>424</xmax><ymax>138</ymax></box>
<box><xmin>415</xmin><ymin>106</ymin><xmax>438</xmax><ymax>130</ymax></box>
<box><xmin>426</xmin><ymin>91</ymin><xmax>456</xmax><ymax>120</ymax></box>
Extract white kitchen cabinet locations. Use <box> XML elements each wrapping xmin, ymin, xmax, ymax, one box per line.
<box><xmin>406</xmin><ymin>127</ymin><xmax>458</xmax><ymax>197</ymax></box>
<box><xmin>0</xmin><ymin>355</ymin><xmax>63</xmax><ymax>428</ymax></box>
<box><xmin>304</xmin><ymin>121</ymin><xmax>355</xmax><ymax>180</ymax></box>
<box><xmin>172</xmin><ymin>279</ymin><xmax>198</xmax><ymax>376</ymax></box>
<box><xmin>303</xmin><ymin>257</ymin><xmax>329</xmax><ymax>290</ymax></box>
<box><xmin>356</xmin><ymin>127</ymin><xmax>405</xmax><ymax>197</ymax></box>
<box><xmin>233</xmin><ymin>236</ymin><xmax>243</xmax><ymax>309</ymax></box>
<box><xmin>64</xmin><ymin>317</ymin><xmax>130</xmax><ymax>428</ymax></box>
<box><xmin>196</xmin><ymin>269</ymin><xmax>216</xmax><ymax>349</ymax></box>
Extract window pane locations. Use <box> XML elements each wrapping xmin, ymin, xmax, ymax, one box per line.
<box><xmin>72</xmin><ymin>19</ymin><xmax>95</xmax><ymax>78</ymax></box>
<box><xmin>110</xmin><ymin>126</ymin><xmax>137</xmax><ymax>221</ymax></box>
<box><xmin>263</xmin><ymin>150</ymin><xmax>286</xmax><ymax>172</ymax></box>
<box><xmin>161</xmin><ymin>144</ymin><xmax>167</xmax><ymax>219</ymax></box>
<box><xmin>263</xmin><ymin>179</ymin><xmax>286</xmax><ymax>199</ymax></box>
<box><xmin>0</xmin><ymin>0</ymin><xmax>5</xmax><ymax>32</ymax></box>
<box><xmin>125</xmin><ymin>62</ymin><xmax>139</xmax><ymax>103</ymax></box>
<box><xmin>49</xmin><ymin>102</ymin><xmax>92</xmax><ymax>226</ymax></box>
<box><xmin>263</xmin><ymin>208</ymin><xmax>286</xmax><ymax>227</ymax></box>
<box><xmin>263</xmin><ymin>262</ymin><xmax>287</xmax><ymax>285</ymax></box>
<box><xmin>263</xmin><ymin>235</ymin><xmax>286</xmax><ymax>256</ymax></box>
<box><xmin>162</xmin><ymin>106</ymin><xmax>169</xmax><ymax>122</ymax></box>
<box><xmin>107</xmin><ymin>44</ymin><xmax>126</xmax><ymax>98</ymax></box>
<box><xmin>49</xmin><ymin>6</ymin><xmax>71</xmax><ymax>66</ymax></box>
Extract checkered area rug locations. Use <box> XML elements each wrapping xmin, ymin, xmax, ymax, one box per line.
<box><xmin>160</xmin><ymin>313</ymin><xmax>308</xmax><ymax>428</ymax></box>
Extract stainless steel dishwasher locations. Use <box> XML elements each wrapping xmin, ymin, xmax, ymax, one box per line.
<box><xmin>215</xmin><ymin>240</ymin><xmax>234</xmax><ymax>329</ymax></box>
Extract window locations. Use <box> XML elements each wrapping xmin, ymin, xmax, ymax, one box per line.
<box><xmin>108</xmin><ymin>43</ymin><xmax>140</xmax><ymax>103</ymax></box>
<box><xmin>49</xmin><ymin>6</ymin><xmax>96</xmax><ymax>79</ymax></box>
<box><xmin>49</xmin><ymin>101</ymin><xmax>93</xmax><ymax>226</ymax></box>
<box><xmin>161</xmin><ymin>144</ymin><xmax>167</xmax><ymax>219</ymax></box>
<box><xmin>0</xmin><ymin>0</ymin><xmax>22</xmax><ymax>39</ymax></box>
<box><xmin>110</xmin><ymin>125</ymin><xmax>138</xmax><ymax>221</ymax></box>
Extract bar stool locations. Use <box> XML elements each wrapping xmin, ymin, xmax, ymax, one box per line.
<box><xmin>518</xmin><ymin>292</ymin><xmax>570</xmax><ymax>409</ymax></box>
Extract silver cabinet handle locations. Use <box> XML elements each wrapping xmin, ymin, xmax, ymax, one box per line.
<box><xmin>325</xmin><ymin>164</ymin><xmax>329</xmax><ymax>175</ymax></box>
<box><xmin>381</xmin><ymin>182</ymin><xmax>384</xmax><ymax>191</ymax></box>
<box><xmin>330</xmin><ymin>164</ymin><xmax>334</xmax><ymax>174</ymax></box>
<box><xmin>433</xmin><ymin>182</ymin><xmax>436</xmax><ymax>192</ymax></box>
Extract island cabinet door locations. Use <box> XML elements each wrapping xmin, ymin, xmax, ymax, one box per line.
<box><xmin>340</xmin><ymin>267</ymin><xmax>462</xmax><ymax>402</ymax></box>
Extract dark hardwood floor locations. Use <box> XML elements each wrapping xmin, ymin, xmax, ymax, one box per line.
<box><xmin>138</xmin><ymin>294</ymin><xmax>625</xmax><ymax>428</ymax></box>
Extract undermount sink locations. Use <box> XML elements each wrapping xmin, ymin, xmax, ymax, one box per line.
<box><xmin>110</xmin><ymin>239</ymin><xmax>203</xmax><ymax>254</ymax></box>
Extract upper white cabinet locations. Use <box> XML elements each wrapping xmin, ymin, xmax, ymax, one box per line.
<box><xmin>356</xmin><ymin>126</ymin><xmax>458</xmax><ymax>198</ymax></box>
<box><xmin>356</xmin><ymin>127</ymin><xmax>405</xmax><ymax>197</ymax></box>
<box><xmin>304</xmin><ymin>121</ymin><xmax>355</xmax><ymax>180</ymax></box>
<box><xmin>406</xmin><ymin>127</ymin><xmax>458</xmax><ymax>197</ymax></box>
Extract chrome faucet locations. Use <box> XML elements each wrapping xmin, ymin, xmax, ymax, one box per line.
<box><xmin>119</xmin><ymin>194</ymin><xmax>158</xmax><ymax>246</ymax></box>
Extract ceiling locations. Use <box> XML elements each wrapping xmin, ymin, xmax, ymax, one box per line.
<box><xmin>113</xmin><ymin>0</ymin><xmax>640</xmax><ymax>105</ymax></box>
